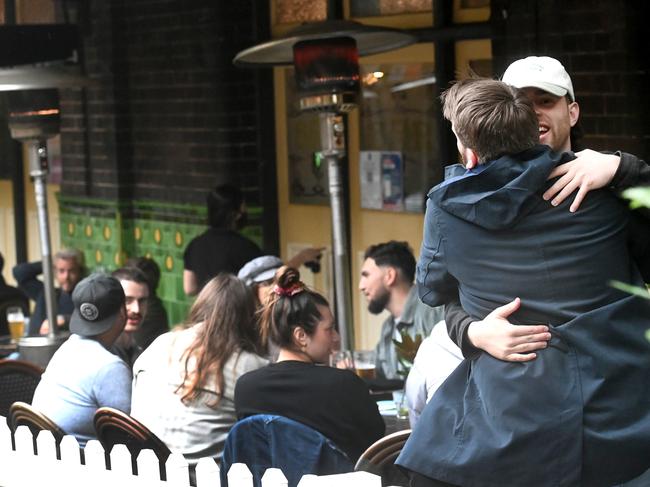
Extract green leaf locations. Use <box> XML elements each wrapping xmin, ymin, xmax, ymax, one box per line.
<box><xmin>621</xmin><ymin>187</ymin><xmax>650</xmax><ymax>210</ymax></box>
<box><xmin>610</xmin><ymin>280</ymin><xmax>650</xmax><ymax>299</ymax></box>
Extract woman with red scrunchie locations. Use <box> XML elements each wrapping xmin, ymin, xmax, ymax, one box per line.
<box><xmin>234</xmin><ymin>266</ymin><xmax>385</xmax><ymax>462</ymax></box>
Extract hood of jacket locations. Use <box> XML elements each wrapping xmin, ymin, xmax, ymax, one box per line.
<box><xmin>430</xmin><ymin>145</ymin><xmax>574</xmax><ymax>230</ymax></box>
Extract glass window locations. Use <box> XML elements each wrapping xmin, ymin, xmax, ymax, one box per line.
<box><xmin>358</xmin><ymin>62</ymin><xmax>439</xmax><ymax>213</ymax></box>
<box><xmin>349</xmin><ymin>0</ymin><xmax>432</xmax><ymax>17</ymax></box>
<box><xmin>274</xmin><ymin>0</ymin><xmax>327</xmax><ymax>24</ymax></box>
<box><xmin>284</xmin><ymin>69</ymin><xmax>330</xmax><ymax>206</ymax></box>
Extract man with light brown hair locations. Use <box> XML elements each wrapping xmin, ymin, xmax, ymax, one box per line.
<box><xmin>397</xmin><ymin>78</ymin><xmax>650</xmax><ymax>486</ymax></box>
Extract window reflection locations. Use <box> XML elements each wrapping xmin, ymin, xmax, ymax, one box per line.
<box><xmin>274</xmin><ymin>0</ymin><xmax>327</xmax><ymax>24</ymax></box>
<box><xmin>285</xmin><ymin>70</ymin><xmax>330</xmax><ymax>205</ymax></box>
<box><xmin>350</xmin><ymin>0</ymin><xmax>432</xmax><ymax>17</ymax></box>
<box><xmin>359</xmin><ymin>62</ymin><xmax>439</xmax><ymax>213</ymax></box>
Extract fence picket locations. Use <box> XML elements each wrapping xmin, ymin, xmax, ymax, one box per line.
<box><xmin>296</xmin><ymin>474</ymin><xmax>318</xmax><ymax>487</ymax></box>
<box><xmin>137</xmin><ymin>448</ymin><xmax>161</xmax><ymax>481</ymax></box>
<box><xmin>195</xmin><ymin>456</ymin><xmax>220</xmax><ymax>487</ymax></box>
<box><xmin>110</xmin><ymin>443</ymin><xmax>134</xmax><ymax>476</ymax></box>
<box><xmin>0</xmin><ymin>432</ymin><xmax>383</xmax><ymax>487</ymax></box>
<box><xmin>60</xmin><ymin>435</ymin><xmax>82</xmax><ymax>464</ymax></box>
<box><xmin>262</xmin><ymin>467</ymin><xmax>288</xmax><ymax>487</ymax></box>
<box><xmin>36</xmin><ymin>430</ymin><xmax>57</xmax><ymax>460</ymax></box>
<box><xmin>85</xmin><ymin>439</ymin><xmax>107</xmax><ymax>470</ymax></box>
<box><xmin>228</xmin><ymin>463</ymin><xmax>253</xmax><ymax>487</ymax></box>
<box><xmin>313</xmin><ymin>471</ymin><xmax>382</xmax><ymax>487</ymax></box>
<box><xmin>14</xmin><ymin>425</ymin><xmax>34</xmax><ymax>456</ymax></box>
<box><xmin>165</xmin><ymin>452</ymin><xmax>190</xmax><ymax>486</ymax></box>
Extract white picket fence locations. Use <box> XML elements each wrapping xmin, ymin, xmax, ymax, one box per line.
<box><xmin>0</xmin><ymin>421</ymin><xmax>380</xmax><ymax>487</ymax></box>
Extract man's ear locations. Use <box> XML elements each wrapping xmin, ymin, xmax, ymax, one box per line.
<box><xmin>463</xmin><ymin>148</ymin><xmax>479</xmax><ymax>169</ymax></box>
<box><xmin>568</xmin><ymin>101</ymin><xmax>580</xmax><ymax>128</ymax></box>
<box><xmin>383</xmin><ymin>267</ymin><xmax>398</xmax><ymax>287</ymax></box>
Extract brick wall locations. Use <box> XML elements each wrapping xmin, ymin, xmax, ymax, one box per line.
<box><xmin>58</xmin><ymin>0</ymin><xmax>276</xmax><ymax>217</ymax></box>
<box><xmin>491</xmin><ymin>0</ymin><xmax>650</xmax><ymax>158</ymax></box>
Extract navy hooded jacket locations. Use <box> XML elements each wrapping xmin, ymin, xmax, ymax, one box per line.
<box><xmin>397</xmin><ymin>145</ymin><xmax>650</xmax><ymax>487</ymax></box>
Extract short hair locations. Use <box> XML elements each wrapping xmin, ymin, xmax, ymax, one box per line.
<box><xmin>125</xmin><ymin>256</ymin><xmax>161</xmax><ymax>291</ymax></box>
<box><xmin>54</xmin><ymin>248</ymin><xmax>84</xmax><ymax>267</ymax></box>
<box><xmin>441</xmin><ymin>78</ymin><xmax>539</xmax><ymax>163</ymax></box>
<box><xmin>206</xmin><ymin>184</ymin><xmax>243</xmax><ymax>229</ymax></box>
<box><xmin>111</xmin><ymin>266</ymin><xmax>149</xmax><ymax>286</ymax></box>
<box><xmin>364</xmin><ymin>241</ymin><xmax>416</xmax><ymax>284</ymax></box>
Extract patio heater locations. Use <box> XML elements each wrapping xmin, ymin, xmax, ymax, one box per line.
<box><xmin>234</xmin><ymin>21</ymin><xmax>415</xmax><ymax>351</ymax></box>
<box><xmin>0</xmin><ymin>23</ymin><xmax>90</xmax><ymax>366</ymax></box>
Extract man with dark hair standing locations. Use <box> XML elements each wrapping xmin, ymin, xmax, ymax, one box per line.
<box><xmin>445</xmin><ymin>56</ymin><xmax>649</xmax><ymax>362</ymax></box>
<box><xmin>359</xmin><ymin>241</ymin><xmax>449</xmax><ymax>380</ymax></box>
<box><xmin>183</xmin><ymin>184</ymin><xmax>262</xmax><ymax>296</ymax></box>
<box><xmin>397</xmin><ymin>78</ymin><xmax>650</xmax><ymax>486</ymax></box>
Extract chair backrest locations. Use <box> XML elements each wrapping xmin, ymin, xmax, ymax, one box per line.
<box><xmin>9</xmin><ymin>401</ymin><xmax>66</xmax><ymax>443</ymax></box>
<box><xmin>94</xmin><ymin>407</ymin><xmax>171</xmax><ymax>478</ymax></box>
<box><xmin>354</xmin><ymin>429</ymin><xmax>411</xmax><ymax>486</ymax></box>
<box><xmin>221</xmin><ymin>414</ymin><xmax>354</xmax><ymax>487</ymax></box>
<box><xmin>0</xmin><ymin>359</ymin><xmax>44</xmax><ymax>417</ymax></box>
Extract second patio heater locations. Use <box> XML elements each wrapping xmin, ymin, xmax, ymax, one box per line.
<box><xmin>234</xmin><ymin>21</ymin><xmax>415</xmax><ymax>351</ymax></box>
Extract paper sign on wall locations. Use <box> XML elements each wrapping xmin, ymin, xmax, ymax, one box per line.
<box><xmin>360</xmin><ymin>151</ymin><xmax>404</xmax><ymax>211</ymax></box>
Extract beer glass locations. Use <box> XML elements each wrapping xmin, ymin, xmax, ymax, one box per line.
<box><xmin>6</xmin><ymin>306</ymin><xmax>25</xmax><ymax>342</ymax></box>
<box><xmin>353</xmin><ymin>350</ymin><xmax>376</xmax><ymax>379</ymax></box>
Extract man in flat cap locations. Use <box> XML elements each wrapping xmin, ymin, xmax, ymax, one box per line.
<box><xmin>32</xmin><ymin>273</ymin><xmax>132</xmax><ymax>446</ymax></box>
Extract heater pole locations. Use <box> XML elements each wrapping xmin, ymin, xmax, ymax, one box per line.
<box><xmin>320</xmin><ymin>112</ymin><xmax>353</xmax><ymax>351</ymax></box>
<box><xmin>27</xmin><ymin>140</ymin><xmax>58</xmax><ymax>336</ymax></box>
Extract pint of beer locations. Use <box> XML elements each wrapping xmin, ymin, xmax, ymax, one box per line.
<box><xmin>6</xmin><ymin>306</ymin><xmax>25</xmax><ymax>341</ymax></box>
<box><xmin>353</xmin><ymin>350</ymin><xmax>376</xmax><ymax>380</ymax></box>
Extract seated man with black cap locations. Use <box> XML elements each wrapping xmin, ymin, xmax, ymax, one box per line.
<box><xmin>32</xmin><ymin>273</ymin><xmax>132</xmax><ymax>446</ymax></box>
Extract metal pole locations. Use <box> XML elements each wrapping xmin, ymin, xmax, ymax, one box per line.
<box><xmin>320</xmin><ymin>112</ymin><xmax>353</xmax><ymax>351</ymax></box>
<box><xmin>26</xmin><ymin>140</ymin><xmax>58</xmax><ymax>336</ymax></box>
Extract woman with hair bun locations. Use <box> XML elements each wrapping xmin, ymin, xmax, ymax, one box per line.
<box><xmin>234</xmin><ymin>266</ymin><xmax>385</xmax><ymax>462</ymax></box>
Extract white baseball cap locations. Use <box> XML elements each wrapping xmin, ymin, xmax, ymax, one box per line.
<box><xmin>502</xmin><ymin>56</ymin><xmax>575</xmax><ymax>101</ymax></box>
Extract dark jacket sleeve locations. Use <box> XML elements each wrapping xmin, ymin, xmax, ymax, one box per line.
<box><xmin>416</xmin><ymin>198</ymin><xmax>458</xmax><ymax>308</ymax></box>
<box><xmin>444</xmin><ymin>299</ymin><xmax>482</xmax><ymax>359</ymax></box>
<box><xmin>12</xmin><ymin>261</ymin><xmax>44</xmax><ymax>302</ymax></box>
<box><xmin>611</xmin><ymin>152</ymin><xmax>650</xmax><ymax>190</ymax></box>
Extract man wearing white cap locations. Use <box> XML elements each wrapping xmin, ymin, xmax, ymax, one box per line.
<box><xmin>444</xmin><ymin>56</ymin><xmax>649</xmax><ymax>363</ymax></box>
<box><xmin>32</xmin><ymin>274</ymin><xmax>132</xmax><ymax>446</ymax></box>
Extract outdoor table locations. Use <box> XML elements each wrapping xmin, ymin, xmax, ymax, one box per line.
<box><xmin>0</xmin><ymin>336</ymin><xmax>17</xmax><ymax>359</ymax></box>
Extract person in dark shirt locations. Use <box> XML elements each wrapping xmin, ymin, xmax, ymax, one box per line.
<box><xmin>235</xmin><ymin>266</ymin><xmax>385</xmax><ymax>462</ymax></box>
<box><xmin>0</xmin><ymin>252</ymin><xmax>29</xmax><ymax>336</ymax></box>
<box><xmin>183</xmin><ymin>184</ymin><xmax>262</xmax><ymax>296</ymax></box>
<box><xmin>12</xmin><ymin>248</ymin><xmax>84</xmax><ymax>335</ymax></box>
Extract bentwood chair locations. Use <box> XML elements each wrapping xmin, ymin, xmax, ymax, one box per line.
<box><xmin>354</xmin><ymin>429</ymin><xmax>411</xmax><ymax>487</ymax></box>
<box><xmin>0</xmin><ymin>359</ymin><xmax>44</xmax><ymax>417</ymax></box>
<box><xmin>94</xmin><ymin>407</ymin><xmax>171</xmax><ymax>479</ymax></box>
<box><xmin>9</xmin><ymin>401</ymin><xmax>66</xmax><ymax>456</ymax></box>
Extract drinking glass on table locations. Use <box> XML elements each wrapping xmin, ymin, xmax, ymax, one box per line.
<box><xmin>329</xmin><ymin>350</ymin><xmax>353</xmax><ymax>369</ymax></box>
<box><xmin>353</xmin><ymin>350</ymin><xmax>376</xmax><ymax>380</ymax></box>
<box><xmin>6</xmin><ymin>307</ymin><xmax>25</xmax><ymax>342</ymax></box>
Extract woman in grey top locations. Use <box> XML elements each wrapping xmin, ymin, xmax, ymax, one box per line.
<box><xmin>131</xmin><ymin>274</ymin><xmax>268</xmax><ymax>464</ymax></box>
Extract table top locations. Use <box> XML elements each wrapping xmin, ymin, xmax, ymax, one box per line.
<box><xmin>0</xmin><ymin>335</ymin><xmax>17</xmax><ymax>358</ymax></box>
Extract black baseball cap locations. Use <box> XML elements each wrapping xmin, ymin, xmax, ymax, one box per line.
<box><xmin>69</xmin><ymin>273</ymin><xmax>125</xmax><ymax>337</ymax></box>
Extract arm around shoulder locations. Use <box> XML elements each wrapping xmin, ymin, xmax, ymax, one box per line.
<box><xmin>612</xmin><ymin>152</ymin><xmax>650</xmax><ymax>190</ymax></box>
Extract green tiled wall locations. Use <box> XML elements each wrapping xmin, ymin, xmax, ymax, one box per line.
<box><xmin>58</xmin><ymin>196</ymin><xmax>263</xmax><ymax>327</ymax></box>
